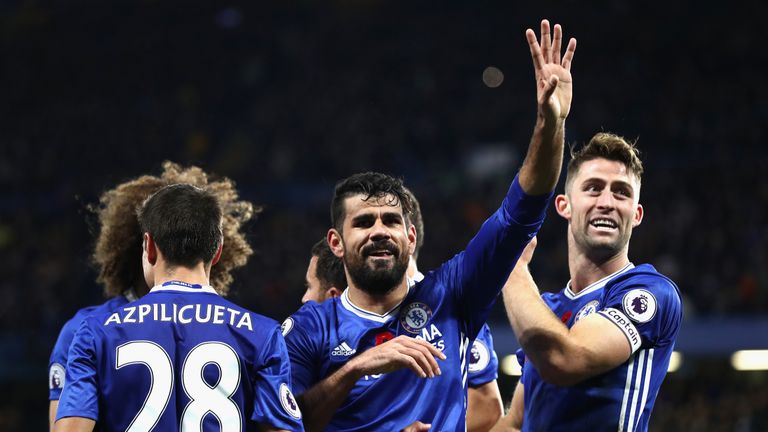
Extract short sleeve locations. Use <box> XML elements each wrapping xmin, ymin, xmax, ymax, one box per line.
<box><xmin>597</xmin><ymin>274</ymin><xmax>682</xmax><ymax>354</ymax></box>
<box><xmin>282</xmin><ymin>308</ymin><xmax>323</xmax><ymax>396</ymax></box>
<box><xmin>468</xmin><ymin>325</ymin><xmax>499</xmax><ymax>386</ymax></box>
<box><xmin>251</xmin><ymin>325</ymin><xmax>304</xmax><ymax>430</ymax></box>
<box><xmin>48</xmin><ymin>316</ymin><xmax>80</xmax><ymax>400</ymax></box>
<box><xmin>55</xmin><ymin>320</ymin><xmax>100</xmax><ymax>421</ymax></box>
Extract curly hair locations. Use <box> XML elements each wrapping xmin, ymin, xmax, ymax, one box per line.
<box><xmin>92</xmin><ymin>161</ymin><xmax>258</xmax><ymax>297</ymax></box>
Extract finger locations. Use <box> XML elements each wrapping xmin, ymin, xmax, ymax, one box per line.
<box><xmin>526</xmin><ymin>28</ymin><xmax>544</xmax><ymax>74</ymax></box>
<box><xmin>398</xmin><ymin>352</ymin><xmax>429</xmax><ymax>378</ymax></box>
<box><xmin>542</xmin><ymin>75</ymin><xmax>559</xmax><ymax>102</ymax></box>
<box><xmin>401</xmin><ymin>421</ymin><xmax>431</xmax><ymax>432</ymax></box>
<box><xmin>540</xmin><ymin>19</ymin><xmax>552</xmax><ymax>63</ymax></box>
<box><xmin>400</xmin><ymin>339</ymin><xmax>443</xmax><ymax>376</ymax></box>
<box><xmin>562</xmin><ymin>38</ymin><xmax>577</xmax><ymax>70</ymax></box>
<box><xmin>552</xmin><ymin>24</ymin><xmax>563</xmax><ymax>65</ymax></box>
<box><xmin>408</xmin><ymin>337</ymin><xmax>447</xmax><ymax>361</ymax></box>
<box><xmin>401</xmin><ymin>347</ymin><xmax>438</xmax><ymax>378</ymax></box>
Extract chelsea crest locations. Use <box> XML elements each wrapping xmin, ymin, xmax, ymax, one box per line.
<box><xmin>400</xmin><ymin>302</ymin><xmax>433</xmax><ymax>333</ymax></box>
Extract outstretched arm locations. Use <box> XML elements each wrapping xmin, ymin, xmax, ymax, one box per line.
<box><xmin>518</xmin><ymin>20</ymin><xmax>577</xmax><ymax>196</ymax></box>
<box><xmin>297</xmin><ymin>336</ymin><xmax>445</xmax><ymax>431</ymax></box>
<box><xmin>502</xmin><ymin>240</ymin><xmax>632</xmax><ymax>386</ymax></box>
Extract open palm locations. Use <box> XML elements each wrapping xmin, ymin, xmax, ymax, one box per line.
<box><xmin>527</xmin><ymin>20</ymin><xmax>577</xmax><ymax>121</ymax></box>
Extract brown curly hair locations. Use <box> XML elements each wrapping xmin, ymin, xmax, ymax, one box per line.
<box><xmin>92</xmin><ymin>161</ymin><xmax>258</xmax><ymax>297</ymax></box>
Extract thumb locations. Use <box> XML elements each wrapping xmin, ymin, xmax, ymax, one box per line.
<box><xmin>542</xmin><ymin>75</ymin><xmax>559</xmax><ymax>100</ymax></box>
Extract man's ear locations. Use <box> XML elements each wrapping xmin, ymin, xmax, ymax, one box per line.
<box><xmin>407</xmin><ymin>224</ymin><xmax>417</xmax><ymax>256</ymax></box>
<box><xmin>328</xmin><ymin>229</ymin><xmax>344</xmax><ymax>258</ymax></box>
<box><xmin>211</xmin><ymin>240</ymin><xmax>223</xmax><ymax>266</ymax></box>
<box><xmin>632</xmin><ymin>203</ymin><xmax>644</xmax><ymax>227</ymax></box>
<box><xmin>327</xmin><ymin>286</ymin><xmax>342</xmax><ymax>298</ymax></box>
<box><xmin>555</xmin><ymin>194</ymin><xmax>571</xmax><ymax>220</ymax></box>
<box><xmin>144</xmin><ymin>233</ymin><xmax>158</xmax><ymax>265</ymax></box>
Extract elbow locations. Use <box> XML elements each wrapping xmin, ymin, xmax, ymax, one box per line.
<box><xmin>528</xmin><ymin>350</ymin><xmax>589</xmax><ymax>387</ymax></box>
<box><xmin>537</xmin><ymin>366</ymin><xmax>584</xmax><ymax>387</ymax></box>
<box><xmin>518</xmin><ymin>334</ymin><xmax>589</xmax><ymax>386</ymax></box>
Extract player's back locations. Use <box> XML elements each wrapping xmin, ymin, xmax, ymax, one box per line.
<box><xmin>59</xmin><ymin>282</ymin><xmax>302</xmax><ymax>431</ymax></box>
<box><xmin>50</xmin><ymin>295</ymin><xmax>132</xmax><ymax>400</ymax></box>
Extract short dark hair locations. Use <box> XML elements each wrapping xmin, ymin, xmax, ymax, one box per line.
<box><xmin>330</xmin><ymin>172</ymin><xmax>413</xmax><ymax>231</ymax></box>
<box><xmin>311</xmin><ymin>238</ymin><xmax>347</xmax><ymax>291</ymax></box>
<box><xmin>138</xmin><ymin>184</ymin><xmax>223</xmax><ymax>268</ymax></box>
<box><xmin>565</xmin><ymin>132</ymin><xmax>644</xmax><ymax>192</ymax></box>
<box><xmin>403</xmin><ymin>187</ymin><xmax>424</xmax><ymax>260</ymax></box>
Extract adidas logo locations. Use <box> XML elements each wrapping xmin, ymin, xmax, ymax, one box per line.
<box><xmin>331</xmin><ymin>342</ymin><xmax>357</xmax><ymax>357</ymax></box>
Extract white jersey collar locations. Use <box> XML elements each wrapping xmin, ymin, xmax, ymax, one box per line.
<box><xmin>150</xmin><ymin>280</ymin><xmax>218</xmax><ymax>295</ymax></box>
<box><xmin>340</xmin><ymin>282</ymin><xmax>413</xmax><ymax>324</ymax></box>
<box><xmin>564</xmin><ymin>263</ymin><xmax>634</xmax><ymax>299</ymax></box>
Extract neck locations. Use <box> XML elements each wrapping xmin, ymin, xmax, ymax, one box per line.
<box><xmin>567</xmin><ymin>235</ymin><xmax>630</xmax><ymax>294</ymax></box>
<box><xmin>407</xmin><ymin>256</ymin><xmax>418</xmax><ymax>279</ymax></box>
<box><xmin>346</xmin><ymin>278</ymin><xmax>409</xmax><ymax>316</ymax></box>
<box><xmin>153</xmin><ymin>262</ymin><xmax>210</xmax><ymax>288</ymax></box>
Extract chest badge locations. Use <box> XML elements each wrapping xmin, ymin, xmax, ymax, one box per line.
<box><xmin>574</xmin><ymin>300</ymin><xmax>600</xmax><ymax>323</ymax></box>
<box><xmin>400</xmin><ymin>302</ymin><xmax>433</xmax><ymax>333</ymax></box>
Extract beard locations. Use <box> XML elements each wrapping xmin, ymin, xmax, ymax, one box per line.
<box><xmin>573</xmin><ymin>220</ymin><xmax>632</xmax><ymax>261</ymax></box>
<box><xmin>344</xmin><ymin>239</ymin><xmax>409</xmax><ymax>296</ymax></box>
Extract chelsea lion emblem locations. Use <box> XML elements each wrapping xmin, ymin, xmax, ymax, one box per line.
<box><xmin>400</xmin><ymin>302</ymin><xmax>433</xmax><ymax>334</ymax></box>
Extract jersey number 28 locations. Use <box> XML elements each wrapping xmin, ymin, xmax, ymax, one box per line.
<box><xmin>116</xmin><ymin>340</ymin><xmax>242</xmax><ymax>432</ymax></box>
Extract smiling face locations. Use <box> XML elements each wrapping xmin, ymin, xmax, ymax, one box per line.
<box><xmin>556</xmin><ymin>158</ymin><xmax>643</xmax><ymax>261</ymax></box>
<box><xmin>328</xmin><ymin>193</ymin><xmax>416</xmax><ymax>297</ymax></box>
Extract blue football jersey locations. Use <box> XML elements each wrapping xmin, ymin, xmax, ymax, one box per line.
<box><xmin>519</xmin><ymin>264</ymin><xmax>682</xmax><ymax>432</ymax></box>
<box><xmin>284</xmin><ymin>176</ymin><xmax>550</xmax><ymax>431</ymax></box>
<box><xmin>49</xmin><ymin>295</ymin><xmax>133</xmax><ymax>401</ymax></box>
<box><xmin>468</xmin><ymin>324</ymin><xmax>498</xmax><ymax>387</ymax></box>
<box><xmin>56</xmin><ymin>281</ymin><xmax>304</xmax><ymax>431</ymax></box>
<box><xmin>413</xmin><ymin>271</ymin><xmax>498</xmax><ymax>388</ymax></box>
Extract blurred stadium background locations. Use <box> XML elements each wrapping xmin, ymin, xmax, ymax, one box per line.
<box><xmin>1</xmin><ymin>1</ymin><xmax>766</xmax><ymax>430</ymax></box>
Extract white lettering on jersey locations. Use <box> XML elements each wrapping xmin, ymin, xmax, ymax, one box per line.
<box><xmin>105</xmin><ymin>313</ymin><xmax>121</xmax><ymax>326</ymax></box>
<box><xmin>236</xmin><ymin>311</ymin><xmax>253</xmax><ymax>331</ymax></box>
<box><xmin>124</xmin><ymin>306</ymin><xmax>137</xmax><ymax>323</ymax></box>
<box><xmin>179</xmin><ymin>305</ymin><xmax>193</xmax><ymax>324</ymax></box>
<box><xmin>415</xmin><ymin>324</ymin><xmax>445</xmax><ymax>352</ymax></box>
<box><xmin>103</xmin><ymin>304</ymin><xmax>254</xmax><ymax>331</ymax></box>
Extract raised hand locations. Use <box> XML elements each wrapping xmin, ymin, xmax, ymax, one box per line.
<box><xmin>527</xmin><ymin>20</ymin><xmax>577</xmax><ymax>122</ymax></box>
<box><xmin>347</xmin><ymin>335</ymin><xmax>446</xmax><ymax>378</ymax></box>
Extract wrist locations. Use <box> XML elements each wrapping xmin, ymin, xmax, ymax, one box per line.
<box><xmin>340</xmin><ymin>357</ymin><xmax>367</xmax><ymax>383</ymax></box>
<box><xmin>535</xmin><ymin>113</ymin><xmax>564</xmax><ymax>133</ymax></box>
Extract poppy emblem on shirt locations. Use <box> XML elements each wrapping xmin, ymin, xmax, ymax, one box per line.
<box><xmin>622</xmin><ymin>289</ymin><xmax>657</xmax><ymax>323</ymax></box>
<box><xmin>400</xmin><ymin>302</ymin><xmax>432</xmax><ymax>333</ymax></box>
<box><xmin>468</xmin><ymin>339</ymin><xmax>490</xmax><ymax>373</ymax></box>
<box><xmin>49</xmin><ymin>363</ymin><xmax>65</xmax><ymax>390</ymax></box>
<box><xmin>280</xmin><ymin>383</ymin><xmax>302</xmax><ymax>419</ymax></box>
<box><xmin>574</xmin><ymin>300</ymin><xmax>600</xmax><ymax>323</ymax></box>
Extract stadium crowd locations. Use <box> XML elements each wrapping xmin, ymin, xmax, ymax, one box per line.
<box><xmin>0</xmin><ymin>1</ymin><xmax>766</xmax><ymax>430</ymax></box>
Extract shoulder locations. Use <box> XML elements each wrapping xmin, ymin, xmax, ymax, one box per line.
<box><xmin>606</xmin><ymin>264</ymin><xmax>682</xmax><ymax>325</ymax></box>
<box><xmin>610</xmin><ymin>264</ymin><xmax>681</xmax><ymax>304</ymax></box>
<box><xmin>540</xmin><ymin>290</ymin><xmax>564</xmax><ymax>307</ymax></box>
<box><xmin>281</xmin><ymin>299</ymin><xmax>333</xmax><ymax>339</ymax></box>
<box><xmin>60</xmin><ymin>305</ymin><xmax>99</xmax><ymax>335</ymax></box>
